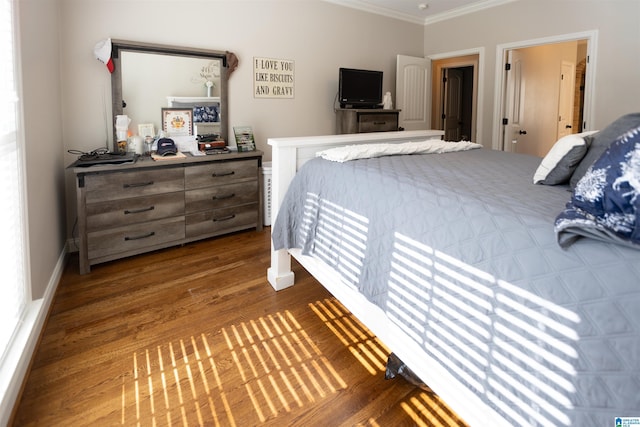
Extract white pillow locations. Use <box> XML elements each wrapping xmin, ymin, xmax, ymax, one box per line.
<box><xmin>533</xmin><ymin>131</ymin><xmax>598</xmax><ymax>185</ymax></box>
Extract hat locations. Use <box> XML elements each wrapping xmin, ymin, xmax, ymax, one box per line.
<box><xmin>93</xmin><ymin>38</ymin><xmax>114</xmax><ymax>73</ymax></box>
<box><xmin>156</xmin><ymin>138</ymin><xmax>178</xmax><ymax>156</ymax></box>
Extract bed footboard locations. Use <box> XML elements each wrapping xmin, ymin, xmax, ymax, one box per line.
<box><xmin>266</xmin><ymin>130</ymin><xmax>444</xmax><ymax>291</ymax></box>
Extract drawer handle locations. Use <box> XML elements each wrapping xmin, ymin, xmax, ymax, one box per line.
<box><xmin>373</xmin><ymin>121</ymin><xmax>387</xmax><ymax>125</ymax></box>
<box><xmin>213</xmin><ymin>214</ymin><xmax>236</xmax><ymax>222</ymax></box>
<box><xmin>212</xmin><ymin>171</ymin><xmax>235</xmax><ymax>177</ymax></box>
<box><xmin>212</xmin><ymin>193</ymin><xmax>235</xmax><ymax>200</ymax></box>
<box><xmin>123</xmin><ymin>181</ymin><xmax>154</xmax><ymax>188</ymax></box>
<box><xmin>124</xmin><ymin>231</ymin><xmax>155</xmax><ymax>241</ymax></box>
<box><xmin>124</xmin><ymin>206</ymin><xmax>155</xmax><ymax>215</ymax></box>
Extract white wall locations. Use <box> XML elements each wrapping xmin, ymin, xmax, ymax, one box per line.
<box><xmin>423</xmin><ymin>0</ymin><xmax>640</xmax><ymax>146</ymax></box>
<box><xmin>60</xmin><ymin>0</ymin><xmax>424</xmax><ymax>235</ymax></box>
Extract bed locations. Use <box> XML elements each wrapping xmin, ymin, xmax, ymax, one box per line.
<box><xmin>266</xmin><ymin>127</ymin><xmax>640</xmax><ymax>427</ymax></box>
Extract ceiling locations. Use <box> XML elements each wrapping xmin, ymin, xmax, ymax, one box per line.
<box><xmin>324</xmin><ymin>0</ymin><xmax>518</xmax><ymax>25</ymax></box>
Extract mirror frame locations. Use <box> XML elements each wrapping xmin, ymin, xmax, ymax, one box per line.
<box><xmin>110</xmin><ymin>39</ymin><xmax>230</xmax><ymax>151</ymax></box>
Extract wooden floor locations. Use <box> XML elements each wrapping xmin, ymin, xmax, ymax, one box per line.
<box><xmin>11</xmin><ymin>228</ymin><xmax>467</xmax><ymax>426</ymax></box>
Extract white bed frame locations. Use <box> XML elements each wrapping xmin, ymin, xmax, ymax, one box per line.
<box><xmin>267</xmin><ymin>130</ymin><xmax>508</xmax><ymax>426</ymax></box>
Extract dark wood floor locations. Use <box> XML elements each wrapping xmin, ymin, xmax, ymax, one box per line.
<box><xmin>11</xmin><ymin>228</ymin><xmax>467</xmax><ymax>426</ymax></box>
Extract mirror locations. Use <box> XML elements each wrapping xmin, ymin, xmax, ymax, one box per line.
<box><xmin>111</xmin><ymin>40</ymin><xmax>230</xmax><ymax>151</ymax></box>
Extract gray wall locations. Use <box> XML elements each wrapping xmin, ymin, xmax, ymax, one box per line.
<box><xmin>423</xmin><ymin>0</ymin><xmax>640</xmax><ymax>146</ymax></box>
<box><xmin>59</xmin><ymin>0</ymin><xmax>425</xmax><ymax>240</ymax></box>
<box><xmin>19</xmin><ymin>0</ymin><xmax>65</xmax><ymax>299</ymax></box>
<box><xmin>18</xmin><ymin>0</ymin><xmax>640</xmax><ymax>298</ymax></box>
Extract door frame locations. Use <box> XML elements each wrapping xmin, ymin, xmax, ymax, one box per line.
<box><xmin>429</xmin><ymin>47</ymin><xmax>484</xmax><ymax>144</ymax></box>
<box><xmin>492</xmin><ymin>30</ymin><xmax>598</xmax><ymax>151</ymax></box>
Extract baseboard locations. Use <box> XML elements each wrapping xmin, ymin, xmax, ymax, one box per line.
<box><xmin>0</xmin><ymin>244</ymin><xmax>68</xmax><ymax>425</ymax></box>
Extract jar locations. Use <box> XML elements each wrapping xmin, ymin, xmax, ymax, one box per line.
<box><xmin>129</xmin><ymin>135</ymin><xmax>144</xmax><ymax>155</ymax></box>
<box><xmin>144</xmin><ymin>136</ymin><xmax>154</xmax><ymax>156</ymax></box>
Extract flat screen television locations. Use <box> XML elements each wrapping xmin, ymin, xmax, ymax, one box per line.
<box><xmin>338</xmin><ymin>67</ymin><xmax>383</xmax><ymax>109</ymax></box>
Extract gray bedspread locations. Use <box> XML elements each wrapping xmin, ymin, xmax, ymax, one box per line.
<box><xmin>272</xmin><ymin>148</ymin><xmax>640</xmax><ymax>427</ymax></box>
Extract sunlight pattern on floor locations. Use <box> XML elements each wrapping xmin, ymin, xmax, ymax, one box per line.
<box><xmin>222</xmin><ymin>310</ymin><xmax>347</xmax><ymax>422</ymax></box>
<box><xmin>310</xmin><ymin>298</ymin><xmax>388</xmax><ymax>375</ymax></box>
<box><xmin>401</xmin><ymin>390</ymin><xmax>469</xmax><ymax>427</ymax></box>
<box><xmin>312</xmin><ymin>297</ymin><xmax>469</xmax><ymax>427</ymax></box>
<box><xmin>125</xmin><ymin>333</ymin><xmax>236</xmax><ymax>426</ymax></box>
<box><xmin>123</xmin><ymin>310</ymin><xmax>346</xmax><ymax>425</ymax></box>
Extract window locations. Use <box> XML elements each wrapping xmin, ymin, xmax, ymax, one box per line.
<box><xmin>0</xmin><ymin>0</ymin><xmax>28</xmax><ymax>361</ymax></box>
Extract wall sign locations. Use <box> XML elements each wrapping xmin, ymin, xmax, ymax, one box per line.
<box><xmin>253</xmin><ymin>57</ymin><xmax>294</xmax><ymax>99</ymax></box>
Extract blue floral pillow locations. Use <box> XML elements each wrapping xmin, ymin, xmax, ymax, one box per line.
<box><xmin>555</xmin><ymin>124</ymin><xmax>640</xmax><ymax>249</ymax></box>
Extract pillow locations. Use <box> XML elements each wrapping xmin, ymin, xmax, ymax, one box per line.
<box><xmin>555</xmin><ymin>124</ymin><xmax>640</xmax><ymax>249</ymax></box>
<box><xmin>533</xmin><ymin>131</ymin><xmax>597</xmax><ymax>185</ymax></box>
<box><xmin>569</xmin><ymin>112</ymin><xmax>640</xmax><ymax>188</ymax></box>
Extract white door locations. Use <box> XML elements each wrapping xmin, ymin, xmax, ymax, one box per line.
<box><xmin>443</xmin><ymin>68</ymin><xmax>463</xmax><ymax>141</ymax></box>
<box><xmin>396</xmin><ymin>54</ymin><xmax>429</xmax><ymax>131</ymax></box>
<box><xmin>557</xmin><ymin>60</ymin><xmax>576</xmax><ymax>139</ymax></box>
<box><xmin>502</xmin><ymin>49</ymin><xmax>526</xmax><ymax>153</ymax></box>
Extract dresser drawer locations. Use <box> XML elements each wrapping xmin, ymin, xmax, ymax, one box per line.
<box><xmin>84</xmin><ymin>167</ymin><xmax>184</xmax><ymax>203</ymax></box>
<box><xmin>185</xmin><ymin>159</ymin><xmax>258</xmax><ymax>190</ymax></box>
<box><xmin>358</xmin><ymin>113</ymin><xmax>398</xmax><ymax>132</ymax></box>
<box><xmin>185</xmin><ymin>204</ymin><xmax>258</xmax><ymax>238</ymax></box>
<box><xmin>185</xmin><ymin>181</ymin><xmax>258</xmax><ymax>213</ymax></box>
<box><xmin>86</xmin><ymin>192</ymin><xmax>185</xmax><ymax>231</ymax></box>
<box><xmin>87</xmin><ymin>216</ymin><xmax>185</xmax><ymax>260</ymax></box>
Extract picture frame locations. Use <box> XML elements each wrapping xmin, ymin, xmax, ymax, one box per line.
<box><xmin>161</xmin><ymin>108</ymin><xmax>193</xmax><ymax>137</ymax></box>
<box><xmin>233</xmin><ymin>125</ymin><xmax>256</xmax><ymax>152</ymax></box>
<box><xmin>137</xmin><ymin>123</ymin><xmax>155</xmax><ymax>138</ymax></box>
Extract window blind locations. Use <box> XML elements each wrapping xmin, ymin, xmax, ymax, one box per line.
<box><xmin>0</xmin><ymin>0</ymin><xmax>27</xmax><ymax>362</ymax></box>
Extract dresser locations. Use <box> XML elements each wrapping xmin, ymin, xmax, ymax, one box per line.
<box><xmin>335</xmin><ymin>109</ymin><xmax>401</xmax><ymax>134</ymax></box>
<box><xmin>72</xmin><ymin>151</ymin><xmax>262</xmax><ymax>274</ymax></box>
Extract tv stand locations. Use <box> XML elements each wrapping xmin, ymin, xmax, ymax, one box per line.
<box><xmin>336</xmin><ymin>108</ymin><xmax>400</xmax><ymax>134</ymax></box>
<box><xmin>340</xmin><ymin>103</ymin><xmax>379</xmax><ymax>109</ymax></box>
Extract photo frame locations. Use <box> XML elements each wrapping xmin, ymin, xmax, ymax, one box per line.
<box><xmin>161</xmin><ymin>108</ymin><xmax>193</xmax><ymax>137</ymax></box>
<box><xmin>137</xmin><ymin>123</ymin><xmax>155</xmax><ymax>138</ymax></box>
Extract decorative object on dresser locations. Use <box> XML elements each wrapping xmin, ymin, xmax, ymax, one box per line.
<box><xmin>71</xmin><ymin>151</ymin><xmax>263</xmax><ymax>274</ymax></box>
<box><xmin>335</xmin><ymin>108</ymin><xmax>401</xmax><ymax>134</ymax></box>
<box><xmin>233</xmin><ymin>126</ymin><xmax>257</xmax><ymax>152</ymax></box>
<box><xmin>110</xmin><ymin>40</ymin><xmax>233</xmax><ymax>151</ymax></box>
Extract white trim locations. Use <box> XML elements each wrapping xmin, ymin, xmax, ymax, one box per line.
<box><xmin>0</xmin><ymin>248</ymin><xmax>67</xmax><ymax>425</ymax></box>
<box><xmin>323</xmin><ymin>0</ymin><xmax>426</xmax><ymax>25</ymax></box>
<box><xmin>492</xmin><ymin>30</ymin><xmax>598</xmax><ymax>151</ymax></box>
<box><xmin>323</xmin><ymin>0</ymin><xmax>519</xmax><ymax>26</ymax></box>
<box><xmin>424</xmin><ymin>0</ymin><xmax>519</xmax><ymax>25</ymax></box>
<box><xmin>428</xmin><ymin>47</ymin><xmax>485</xmax><ymax>145</ymax></box>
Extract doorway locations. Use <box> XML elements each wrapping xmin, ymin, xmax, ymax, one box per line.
<box><xmin>395</xmin><ymin>49</ymin><xmax>483</xmax><ymax>142</ymax></box>
<box><xmin>494</xmin><ymin>31</ymin><xmax>597</xmax><ymax>154</ymax></box>
<box><xmin>431</xmin><ymin>54</ymin><xmax>479</xmax><ymax>142</ymax></box>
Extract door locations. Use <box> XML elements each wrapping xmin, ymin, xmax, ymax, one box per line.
<box><xmin>396</xmin><ymin>55</ymin><xmax>429</xmax><ymax>131</ymax></box>
<box><xmin>503</xmin><ymin>49</ymin><xmax>526</xmax><ymax>153</ymax></box>
<box><xmin>443</xmin><ymin>68</ymin><xmax>463</xmax><ymax>141</ymax></box>
<box><xmin>496</xmin><ymin>35</ymin><xmax>593</xmax><ymax>154</ymax></box>
<box><xmin>557</xmin><ymin>60</ymin><xmax>576</xmax><ymax>139</ymax></box>
<box><xmin>431</xmin><ymin>55</ymin><xmax>479</xmax><ymax>143</ymax></box>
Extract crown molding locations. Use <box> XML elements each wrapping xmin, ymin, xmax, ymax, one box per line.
<box><xmin>323</xmin><ymin>0</ymin><xmax>427</xmax><ymax>25</ymax></box>
<box><xmin>424</xmin><ymin>0</ymin><xmax>519</xmax><ymax>25</ymax></box>
<box><xmin>324</xmin><ymin>0</ymin><xmax>519</xmax><ymax>26</ymax></box>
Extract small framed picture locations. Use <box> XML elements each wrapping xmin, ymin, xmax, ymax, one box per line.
<box><xmin>161</xmin><ymin>108</ymin><xmax>193</xmax><ymax>137</ymax></box>
<box><xmin>137</xmin><ymin>123</ymin><xmax>155</xmax><ymax>138</ymax></box>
